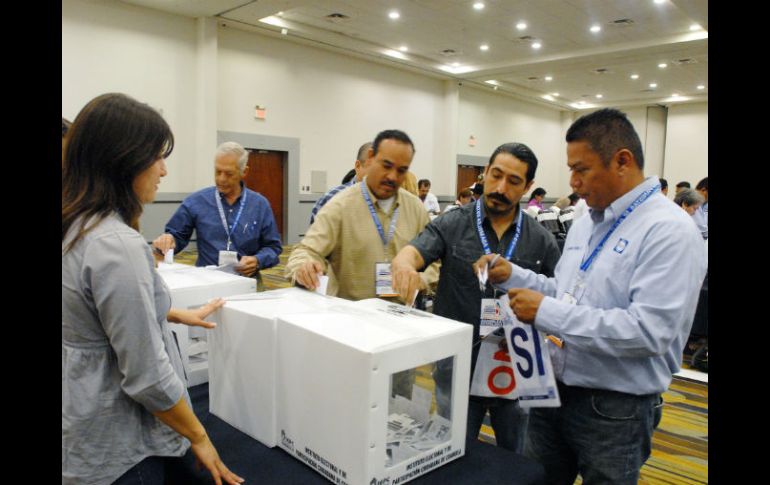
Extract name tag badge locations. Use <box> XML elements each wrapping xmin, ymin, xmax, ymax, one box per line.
<box><xmin>375</xmin><ymin>262</ymin><xmax>398</xmax><ymax>297</ymax></box>
<box><xmin>479</xmin><ymin>298</ymin><xmax>503</xmax><ymax>336</ymax></box>
<box><xmin>218</xmin><ymin>250</ymin><xmax>238</xmax><ymax>266</ymax></box>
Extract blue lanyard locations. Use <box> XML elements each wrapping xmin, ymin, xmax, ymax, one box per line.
<box><xmin>361</xmin><ymin>182</ymin><xmax>399</xmax><ymax>247</ymax></box>
<box><xmin>579</xmin><ymin>184</ymin><xmax>659</xmax><ymax>272</ymax></box>
<box><xmin>215</xmin><ymin>188</ymin><xmax>247</xmax><ymax>251</ymax></box>
<box><xmin>474</xmin><ymin>198</ymin><xmax>523</xmax><ymax>260</ymax></box>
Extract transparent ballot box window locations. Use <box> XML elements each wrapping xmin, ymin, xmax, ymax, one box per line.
<box><xmin>386</xmin><ymin>356</ymin><xmax>454</xmax><ymax>468</ymax></box>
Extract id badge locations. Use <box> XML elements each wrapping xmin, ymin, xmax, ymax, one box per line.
<box><xmin>375</xmin><ymin>262</ymin><xmax>398</xmax><ymax>297</ymax></box>
<box><xmin>479</xmin><ymin>298</ymin><xmax>503</xmax><ymax>336</ymax></box>
<box><xmin>218</xmin><ymin>250</ymin><xmax>238</xmax><ymax>266</ymax></box>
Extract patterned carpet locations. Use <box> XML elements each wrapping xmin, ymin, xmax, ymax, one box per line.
<box><xmin>173</xmin><ymin>245</ymin><xmax>708</xmax><ymax>484</ymax></box>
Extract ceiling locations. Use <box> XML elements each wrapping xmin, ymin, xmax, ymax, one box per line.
<box><xmin>119</xmin><ymin>0</ymin><xmax>708</xmax><ymax>111</ymax></box>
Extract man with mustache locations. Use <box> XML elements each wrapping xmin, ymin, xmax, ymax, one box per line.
<box><xmin>287</xmin><ymin>129</ymin><xmax>432</xmax><ymax>301</ymax></box>
<box><xmin>286</xmin><ymin>129</ymin><xmax>434</xmax><ymax>399</ymax></box>
<box><xmin>152</xmin><ymin>141</ymin><xmax>282</xmax><ymax>282</ymax></box>
<box><xmin>391</xmin><ymin>142</ymin><xmax>561</xmax><ymax>453</ymax></box>
<box><xmin>477</xmin><ymin>109</ymin><xmax>706</xmax><ymax>484</ymax></box>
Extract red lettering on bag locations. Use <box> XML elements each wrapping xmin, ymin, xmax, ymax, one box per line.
<box><xmin>487</xmin><ymin>347</ymin><xmax>515</xmax><ymax>394</ymax></box>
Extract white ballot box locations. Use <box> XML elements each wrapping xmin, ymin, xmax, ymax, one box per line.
<box><xmin>276</xmin><ymin>298</ymin><xmax>472</xmax><ymax>485</ymax></box>
<box><xmin>208</xmin><ymin>288</ymin><xmax>353</xmax><ymax>447</ymax></box>
<box><xmin>157</xmin><ymin>263</ymin><xmax>256</xmax><ymax>386</ymax></box>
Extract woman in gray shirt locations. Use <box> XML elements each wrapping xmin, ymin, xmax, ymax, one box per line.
<box><xmin>62</xmin><ymin>93</ymin><xmax>244</xmax><ymax>485</ymax></box>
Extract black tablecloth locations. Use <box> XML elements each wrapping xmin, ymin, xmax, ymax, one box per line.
<box><xmin>189</xmin><ymin>383</ymin><xmax>545</xmax><ymax>484</ymax></box>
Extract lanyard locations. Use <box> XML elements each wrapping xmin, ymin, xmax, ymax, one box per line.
<box><xmin>579</xmin><ymin>184</ymin><xmax>660</xmax><ymax>272</ymax></box>
<box><xmin>475</xmin><ymin>198</ymin><xmax>523</xmax><ymax>260</ymax></box>
<box><xmin>360</xmin><ymin>182</ymin><xmax>399</xmax><ymax>247</ymax></box>
<box><xmin>215</xmin><ymin>188</ymin><xmax>247</xmax><ymax>251</ymax></box>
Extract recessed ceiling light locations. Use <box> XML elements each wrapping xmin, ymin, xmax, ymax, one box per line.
<box><xmin>541</xmin><ymin>94</ymin><xmax>555</xmax><ymax>101</ymax></box>
<box><xmin>551</xmin><ymin>92</ymin><xmax>559</xmax><ymax>96</ymax></box>
<box><xmin>473</xmin><ymin>2</ymin><xmax>485</xmax><ymax>10</ymax></box>
<box><xmin>630</xmin><ymin>74</ymin><xmax>640</xmax><ymax>80</ymax></box>
<box><xmin>671</xmin><ymin>93</ymin><xmax>680</xmax><ymax>97</ymax></box>
<box><xmin>545</xmin><ymin>76</ymin><xmax>553</xmax><ymax>81</ymax></box>
<box><xmin>697</xmin><ymin>84</ymin><xmax>705</xmax><ymax>90</ymax></box>
<box><xmin>596</xmin><ymin>94</ymin><xmax>603</xmax><ymax>98</ymax></box>
<box><xmin>532</xmin><ymin>42</ymin><xmax>542</xmax><ymax>49</ymax></box>
<box><xmin>388</xmin><ymin>11</ymin><xmax>400</xmax><ymax>20</ymax></box>
<box><xmin>649</xmin><ymin>83</ymin><xmax>657</xmax><ymax>88</ymax></box>
<box><xmin>399</xmin><ymin>45</ymin><xmax>408</xmax><ymax>52</ymax></box>
<box><xmin>485</xmin><ymin>80</ymin><xmax>499</xmax><ymax>85</ymax></box>
<box><xmin>658</xmin><ymin>63</ymin><xmax>667</xmax><ymax>68</ymax></box>
<box><xmin>690</xmin><ymin>24</ymin><xmax>701</xmax><ymax>31</ymax></box>
<box><xmin>516</xmin><ymin>22</ymin><xmax>527</xmax><ymax>30</ymax></box>
<box><xmin>590</xmin><ymin>25</ymin><xmax>601</xmax><ymax>33</ymax></box>
<box><xmin>281</xmin><ymin>28</ymin><xmax>288</xmax><ymax>35</ymax></box>
<box><xmin>654</xmin><ymin>0</ymin><xmax>665</xmax><ymax>4</ymax></box>
<box><xmin>480</xmin><ymin>44</ymin><xmax>489</xmax><ymax>51</ymax></box>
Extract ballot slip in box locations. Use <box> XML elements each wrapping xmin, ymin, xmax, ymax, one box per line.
<box><xmin>208</xmin><ymin>288</ymin><xmax>354</xmax><ymax>447</ymax></box>
<box><xmin>276</xmin><ymin>298</ymin><xmax>473</xmax><ymax>485</ymax></box>
<box><xmin>156</xmin><ymin>263</ymin><xmax>256</xmax><ymax>387</ymax></box>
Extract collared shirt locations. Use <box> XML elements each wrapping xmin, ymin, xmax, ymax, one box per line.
<box><xmin>691</xmin><ymin>201</ymin><xmax>708</xmax><ymax>240</ymax></box>
<box><xmin>286</xmin><ymin>181</ymin><xmax>431</xmax><ymax>301</ymax></box>
<box><xmin>421</xmin><ymin>192</ymin><xmax>441</xmax><ymax>214</ymax></box>
<box><xmin>309</xmin><ymin>180</ymin><xmax>356</xmax><ymax>225</ymax></box>
<box><xmin>497</xmin><ymin>177</ymin><xmax>707</xmax><ymax>395</ymax></box>
<box><xmin>410</xmin><ymin>197</ymin><xmax>561</xmax><ymax>369</ymax></box>
<box><xmin>63</xmin><ymin>214</ymin><xmax>189</xmax><ymax>484</ymax></box>
<box><xmin>164</xmin><ymin>184</ymin><xmax>282</xmax><ymax>269</ymax></box>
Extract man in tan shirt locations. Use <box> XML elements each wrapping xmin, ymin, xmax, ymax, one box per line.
<box><xmin>286</xmin><ymin>129</ymin><xmax>434</xmax><ymax>302</ymax></box>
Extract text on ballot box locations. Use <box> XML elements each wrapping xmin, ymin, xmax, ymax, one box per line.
<box><xmin>156</xmin><ymin>263</ymin><xmax>256</xmax><ymax>386</ymax></box>
<box><xmin>275</xmin><ymin>298</ymin><xmax>472</xmax><ymax>485</ymax></box>
<box><xmin>207</xmin><ymin>287</ymin><xmax>354</xmax><ymax>447</ymax></box>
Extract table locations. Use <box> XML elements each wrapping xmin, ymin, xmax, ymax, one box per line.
<box><xmin>189</xmin><ymin>383</ymin><xmax>545</xmax><ymax>484</ymax></box>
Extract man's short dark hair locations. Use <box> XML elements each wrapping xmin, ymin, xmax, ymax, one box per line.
<box><xmin>487</xmin><ymin>142</ymin><xmax>539</xmax><ymax>183</ymax></box>
<box><xmin>566</xmin><ymin>108</ymin><xmax>645</xmax><ymax>169</ymax></box>
<box><xmin>341</xmin><ymin>168</ymin><xmax>356</xmax><ymax>184</ymax></box>
<box><xmin>695</xmin><ymin>177</ymin><xmax>708</xmax><ymax>191</ymax></box>
<box><xmin>372</xmin><ymin>129</ymin><xmax>415</xmax><ymax>156</ymax></box>
<box><xmin>418</xmin><ymin>179</ymin><xmax>431</xmax><ymax>189</ymax></box>
<box><xmin>472</xmin><ymin>183</ymin><xmax>484</xmax><ymax>195</ymax></box>
<box><xmin>676</xmin><ymin>181</ymin><xmax>691</xmax><ymax>189</ymax></box>
<box><xmin>458</xmin><ymin>188</ymin><xmax>473</xmax><ymax>199</ymax></box>
<box><xmin>659</xmin><ymin>178</ymin><xmax>668</xmax><ymax>190</ymax></box>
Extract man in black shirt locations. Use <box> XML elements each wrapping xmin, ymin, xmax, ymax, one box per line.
<box><xmin>392</xmin><ymin>142</ymin><xmax>561</xmax><ymax>453</ymax></box>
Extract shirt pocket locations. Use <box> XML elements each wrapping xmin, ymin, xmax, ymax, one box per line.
<box><xmin>445</xmin><ymin>244</ymin><xmax>482</xmax><ymax>289</ymax></box>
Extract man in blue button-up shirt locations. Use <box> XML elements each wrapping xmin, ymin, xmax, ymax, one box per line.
<box><xmin>476</xmin><ymin>109</ymin><xmax>707</xmax><ymax>484</ymax></box>
<box><xmin>152</xmin><ymin>142</ymin><xmax>282</xmax><ymax>279</ymax></box>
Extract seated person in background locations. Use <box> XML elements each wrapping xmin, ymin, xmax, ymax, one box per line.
<box><xmin>309</xmin><ymin>142</ymin><xmax>373</xmax><ymax>225</ymax></box>
<box><xmin>418</xmin><ymin>178</ymin><xmax>441</xmax><ymax>215</ymax></box>
<box><xmin>660</xmin><ymin>178</ymin><xmax>669</xmax><ymax>196</ymax></box>
<box><xmin>675</xmin><ymin>180</ymin><xmax>691</xmax><ymax>195</ymax></box>
<box><xmin>443</xmin><ymin>188</ymin><xmax>473</xmax><ymax>213</ymax></box>
<box><xmin>552</xmin><ymin>192</ymin><xmax>580</xmax><ymax>210</ymax></box>
<box><xmin>692</xmin><ymin>177</ymin><xmax>708</xmax><ymax>240</ymax></box>
<box><xmin>152</xmin><ymin>141</ymin><xmax>282</xmax><ymax>283</ymax></box>
<box><xmin>526</xmin><ymin>187</ymin><xmax>546</xmax><ymax>210</ymax></box>
<box><xmin>673</xmin><ymin>188</ymin><xmax>704</xmax><ymax>216</ymax></box>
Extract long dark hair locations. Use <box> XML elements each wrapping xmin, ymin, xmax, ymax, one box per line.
<box><xmin>62</xmin><ymin>93</ymin><xmax>174</xmax><ymax>253</ymax></box>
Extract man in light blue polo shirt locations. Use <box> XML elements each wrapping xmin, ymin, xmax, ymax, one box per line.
<box><xmin>476</xmin><ymin>108</ymin><xmax>707</xmax><ymax>484</ymax></box>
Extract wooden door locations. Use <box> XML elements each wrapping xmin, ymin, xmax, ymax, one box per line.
<box><xmin>245</xmin><ymin>150</ymin><xmax>285</xmax><ymax>239</ymax></box>
<box><xmin>457</xmin><ymin>165</ymin><xmax>484</xmax><ymax>196</ymax></box>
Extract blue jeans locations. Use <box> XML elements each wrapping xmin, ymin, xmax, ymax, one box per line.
<box><xmin>466</xmin><ymin>396</ymin><xmax>529</xmax><ymax>453</ymax></box>
<box><xmin>524</xmin><ymin>382</ymin><xmax>663</xmax><ymax>485</ymax></box>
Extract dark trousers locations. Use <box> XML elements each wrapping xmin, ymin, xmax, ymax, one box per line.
<box><xmin>112</xmin><ymin>450</ymin><xmax>206</xmax><ymax>485</ymax></box>
<box><xmin>524</xmin><ymin>382</ymin><xmax>663</xmax><ymax>485</ymax></box>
